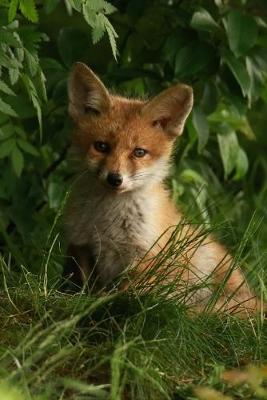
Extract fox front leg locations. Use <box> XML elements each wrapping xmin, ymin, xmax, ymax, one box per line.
<box><xmin>63</xmin><ymin>244</ymin><xmax>97</xmax><ymax>290</ymax></box>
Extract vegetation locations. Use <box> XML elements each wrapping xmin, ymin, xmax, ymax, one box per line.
<box><xmin>0</xmin><ymin>0</ymin><xmax>266</xmax><ymax>399</ymax></box>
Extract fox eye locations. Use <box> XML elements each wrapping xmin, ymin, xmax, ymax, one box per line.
<box><xmin>94</xmin><ymin>141</ymin><xmax>109</xmax><ymax>153</ymax></box>
<box><xmin>133</xmin><ymin>148</ymin><xmax>147</xmax><ymax>158</ymax></box>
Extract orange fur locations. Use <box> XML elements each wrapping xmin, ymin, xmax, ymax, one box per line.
<box><xmin>64</xmin><ymin>63</ymin><xmax>263</xmax><ymax>317</ymax></box>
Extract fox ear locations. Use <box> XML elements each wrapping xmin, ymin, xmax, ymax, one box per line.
<box><xmin>142</xmin><ymin>85</ymin><xmax>193</xmax><ymax>137</ymax></box>
<box><xmin>68</xmin><ymin>62</ymin><xmax>111</xmax><ymax>120</ymax></box>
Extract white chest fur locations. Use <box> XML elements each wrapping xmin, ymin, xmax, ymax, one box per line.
<box><xmin>65</xmin><ymin>182</ymin><xmax>159</xmax><ymax>284</ymax></box>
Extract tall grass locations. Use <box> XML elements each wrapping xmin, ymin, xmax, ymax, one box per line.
<box><xmin>0</xmin><ymin>193</ymin><xmax>266</xmax><ymax>400</ymax></box>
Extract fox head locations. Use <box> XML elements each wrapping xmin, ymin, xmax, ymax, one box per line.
<box><xmin>68</xmin><ymin>63</ymin><xmax>193</xmax><ymax>193</ymax></box>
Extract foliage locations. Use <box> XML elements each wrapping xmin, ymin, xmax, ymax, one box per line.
<box><xmin>0</xmin><ymin>1</ymin><xmax>267</xmax><ymax>399</ymax></box>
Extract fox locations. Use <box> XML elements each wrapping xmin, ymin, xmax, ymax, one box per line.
<box><xmin>64</xmin><ymin>62</ymin><xmax>263</xmax><ymax>316</ymax></box>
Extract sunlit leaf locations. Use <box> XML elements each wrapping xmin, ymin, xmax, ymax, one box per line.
<box><xmin>191</xmin><ymin>8</ymin><xmax>219</xmax><ymax>32</ymax></box>
<box><xmin>223</xmin><ymin>51</ymin><xmax>251</xmax><ymax>98</ymax></box>
<box><xmin>217</xmin><ymin>127</ymin><xmax>239</xmax><ymax>178</ymax></box>
<box><xmin>192</xmin><ymin>106</ymin><xmax>209</xmax><ymax>152</ymax></box>
<box><xmin>0</xmin><ymin>98</ymin><xmax>17</xmax><ymax>117</ymax></box>
<box><xmin>8</xmin><ymin>0</ymin><xmax>19</xmax><ymax>22</ymax></box>
<box><xmin>19</xmin><ymin>0</ymin><xmax>39</xmax><ymax>23</ymax></box>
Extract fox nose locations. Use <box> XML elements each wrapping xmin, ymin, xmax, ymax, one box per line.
<box><xmin>107</xmin><ymin>173</ymin><xmax>123</xmax><ymax>187</ymax></box>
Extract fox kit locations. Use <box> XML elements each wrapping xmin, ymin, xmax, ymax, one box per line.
<box><xmin>64</xmin><ymin>62</ymin><xmax>261</xmax><ymax>316</ymax></box>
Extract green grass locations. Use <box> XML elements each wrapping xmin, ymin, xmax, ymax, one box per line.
<box><xmin>0</xmin><ymin>177</ymin><xmax>266</xmax><ymax>400</ymax></box>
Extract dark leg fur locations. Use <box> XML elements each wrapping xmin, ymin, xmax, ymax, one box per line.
<box><xmin>62</xmin><ymin>244</ymin><xmax>97</xmax><ymax>291</ymax></box>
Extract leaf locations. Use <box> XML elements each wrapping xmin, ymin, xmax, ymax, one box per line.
<box><xmin>225</xmin><ymin>10</ymin><xmax>258</xmax><ymax>57</ymax></box>
<box><xmin>8</xmin><ymin>0</ymin><xmax>19</xmax><ymax>22</ymax></box>
<box><xmin>19</xmin><ymin>0</ymin><xmax>39</xmax><ymax>23</ymax></box>
<box><xmin>0</xmin><ymin>98</ymin><xmax>17</xmax><ymax>117</ymax></box>
<box><xmin>44</xmin><ymin>0</ymin><xmax>60</xmax><ymax>14</ymax></box>
<box><xmin>35</xmin><ymin>66</ymin><xmax>47</xmax><ymax>101</ymax></box>
<box><xmin>180</xmin><ymin>169</ymin><xmax>207</xmax><ymax>185</ymax></box>
<box><xmin>201</xmin><ymin>81</ymin><xmax>218</xmax><ymax>114</ymax></box>
<box><xmin>101</xmin><ymin>0</ymin><xmax>117</xmax><ymax>15</ymax></box>
<box><xmin>66</xmin><ymin>0</ymin><xmax>82</xmax><ymax>12</ymax></box>
<box><xmin>0</xmin><ymin>47</ymin><xmax>21</xmax><ymax>69</ymax></box>
<box><xmin>82</xmin><ymin>2</ymin><xmax>97</xmax><ymax>27</ymax></box>
<box><xmin>191</xmin><ymin>8</ymin><xmax>220</xmax><ymax>32</ymax></box>
<box><xmin>0</xmin><ymin>28</ymin><xmax>22</xmax><ymax>47</ymax></box>
<box><xmin>105</xmin><ymin>19</ymin><xmax>118</xmax><ymax>60</ymax></box>
<box><xmin>246</xmin><ymin>56</ymin><xmax>265</xmax><ymax>102</ymax></box>
<box><xmin>92</xmin><ymin>24</ymin><xmax>105</xmax><ymax>44</ymax></box>
<box><xmin>57</xmin><ymin>27</ymin><xmax>88</xmax><ymax>67</ymax></box>
<box><xmin>175</xmin><ymin>43</ymin><xmax>214</xmax><ymax>78</ymax></box>
<box><xmin>217</xmin><ymin>127</ymin><xmax>239</xmax><ymax>178</ymax></box>
<box><xmin>24</xmin><ymin>48</ymin><xmax>38</xmax><ymax>76</ymax></box>
<box><xmin>21</xmin><ymin>73</ymin><xmax>42</xmax><ymax>136</ymax></box>
<box><xmin>11</xmin><ymin>145</ymin><xmax>24</xmax><ymax>177</ymax></box>
<box><xmin>9</xmin><ymin>67</ymin><xmax>19</xmax><ymax>85</ymax></box>
<box><xmin>87</xmin><ymin>0</ymin><xmax>117</xmax><ymax>14</ymax></box>
<box><xmin>82</xmin><ymin>3</ymin><xmax>118</xmax><ymax>60</ymax></box>
<box><xmin>17</xmin><ymin>139</ymin><xmax>39</xmax><ymax>156</ymax></box>
<box><xmin>48</xmin><ymin>181</ymin><xmax>65</xmax><ymax>209</ymax></box>
<box><xmin>223</xmin><ymin>51</ymin><xmax>251</xmax><ymax>98</ymax></box>
<box><xmin>15</xmin><ymin>46</ymin><xmax>24</xmax><ymax>64</ymax></box>
<box><xmin>192</xmin><ymin>107</ymin><xmax>209</xmax><ymax>152</ymax></box>
<box><xmin>234</xmin><ymin>147</ymin><xmax>249</xmax><ymax>180</ymax></box>
<box><xmin>0</xmin><ymin>139</ymin><xmax>16</xmax><ymax>158</ymax></box>
<box><xmin>0</xmin><ymin>80</ymin><xmax>16</xmax><ymax>96</ymax></box>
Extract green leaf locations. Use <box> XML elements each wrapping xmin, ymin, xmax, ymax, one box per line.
<box><xmin>0</xmin><ymin>98</ymin><xmax>17</xmax><ymax>117</ymax></box>
<box><xmin>0</xmin><ymin>28</ymin><xmax>22</xmax><ymax>47</ymax></box>
<box><xmin>225</xmin><ymin>11</ymin><xmax>258</xmax><ymax>57</ymax></box>
<box><xmin>15</xmin><ymin>46</ymin><xmax>25</xmax><ymax>64</ymax></box>
<box><xmin>66</xmin><ymin>0</ymin><xmax>81</xmax><ymax>12</ymax></box>
<box><xmin>57</xmin><ymin>28</ymin><xmax>88</xmax><ymax>67</ymax></box>
<box><xmin>191</xmin><ymin>8</ymin><xmax>219</xmax><ymax>32</ymax></box>
<box><xmin>0</xmin><ymin>80</ymin><xmax>16</xmax><ymax>96</ymax></box>
<box><xmin>82</xmin><ymin>3</ymin><xmax>118</xmax><ymax>60</ymax></box>
<box><xmin>17</xmin><ymin>139</ymin><xmax>39</xmax><ymax>156</ymax></box>
<box><xmin>44</xmin><ymin>0</ymin><xmax>60</xmax><ymax>14</ymax></box>
<box><xmin>223</xmin><ymin>51</ymin><xmax>251</xmax><ymax>98</ymax></box>
<box><xmin>48</xmin><ymin>181</ymin><xmax>65</xmax><ymax>209</ymax></box>
<box><xmin>92</xmin><ymin>24</ymin><xmax>105</xmax><ymax>44</ymax></box>
<box><xmin>24</xmin><ymin>48</ymin><xmax>38</xmax><ymax>76</ymax></box>
<box><xmin>200</xmin><ymin>81</ymin><xmax>218</xmax><ymax>114</ymax></box>
<box><xmin>21</xmin><ymin>73</ymin><xmax>42</xmax><ymax>136</ymax></box>
<box><xmin>9</xmin><ymin>67</ymin><xmax>19</xmax><ymax>85</ymax></box>
<box><xmin>82</xmin><ymin>2</ymin><xmax>97</xmax><ymax>27</ymax></box>
<box><xmin>11</xmin><ymin>145</ymin><xmax>24</xmax><ymax>177</ymax></box>
<box><xmin>180</xmin><ymin>169</ymin><xmax>207</xmax><ymax>185</ymax></box>
<box><xmin>35</xmin><ymin>66</ymin><xmax>47</xmax><ymax>101</ymax></box>
<box><xmin>192</xmin><ymin>106</ymin><xmax>209</xmax><ymax>153</ymax></box>
<box><xmin>105</xmin><ymin>18</ymin><xmax>118</xmax><ymax>60</ymax></box>
<box><xmin>234</xmin><ymin>147</ymin><xmax>249</xmax><ymax>180</ymax></box>
<box><xmin>19</xmin><ymin>0</ymin><xmax>39</xmax><ymax>23</ymax></box>
<box><xmin>246</xmin><ymin>56</ymin><xmax>265</xmax><ymax>102</ymax></box>
<box><xmin>8</xmin><ymin>0</ymin><xmax>19</xmax><ymax>22</ymax></box>
<box><xmin>217</xmin><ymin>127</ymin><xmax>239</xmax><ymax>178</ymax></box>
<box><xmin>0</xmin><ymin>138</ymin><xmax>16</xmax><ymax>158</ymax></box>
<box><xmin>0</xmin><ymin>47</ymin><xmax>21</xmax><ymax>69</ymax></box>
<box><xmin>208</xmin><ymin>103</ymin><xmax>255</xmax><ymax>140</ymax></box>
<box><xmin>175</xmin><ymin>43</ymin><xmax>214</xmax><ymax>78</ymax></box>
<box><xmin>86</xmin><ymin>0</ymin><xmax>116</xmax><ymax>14</ymax></box>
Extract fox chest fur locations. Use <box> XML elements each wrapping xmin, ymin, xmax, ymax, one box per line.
<box><xmin>65</xmin><ymin>180</ymin><xmax>161</xmax><ymax>284</ymax></box>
